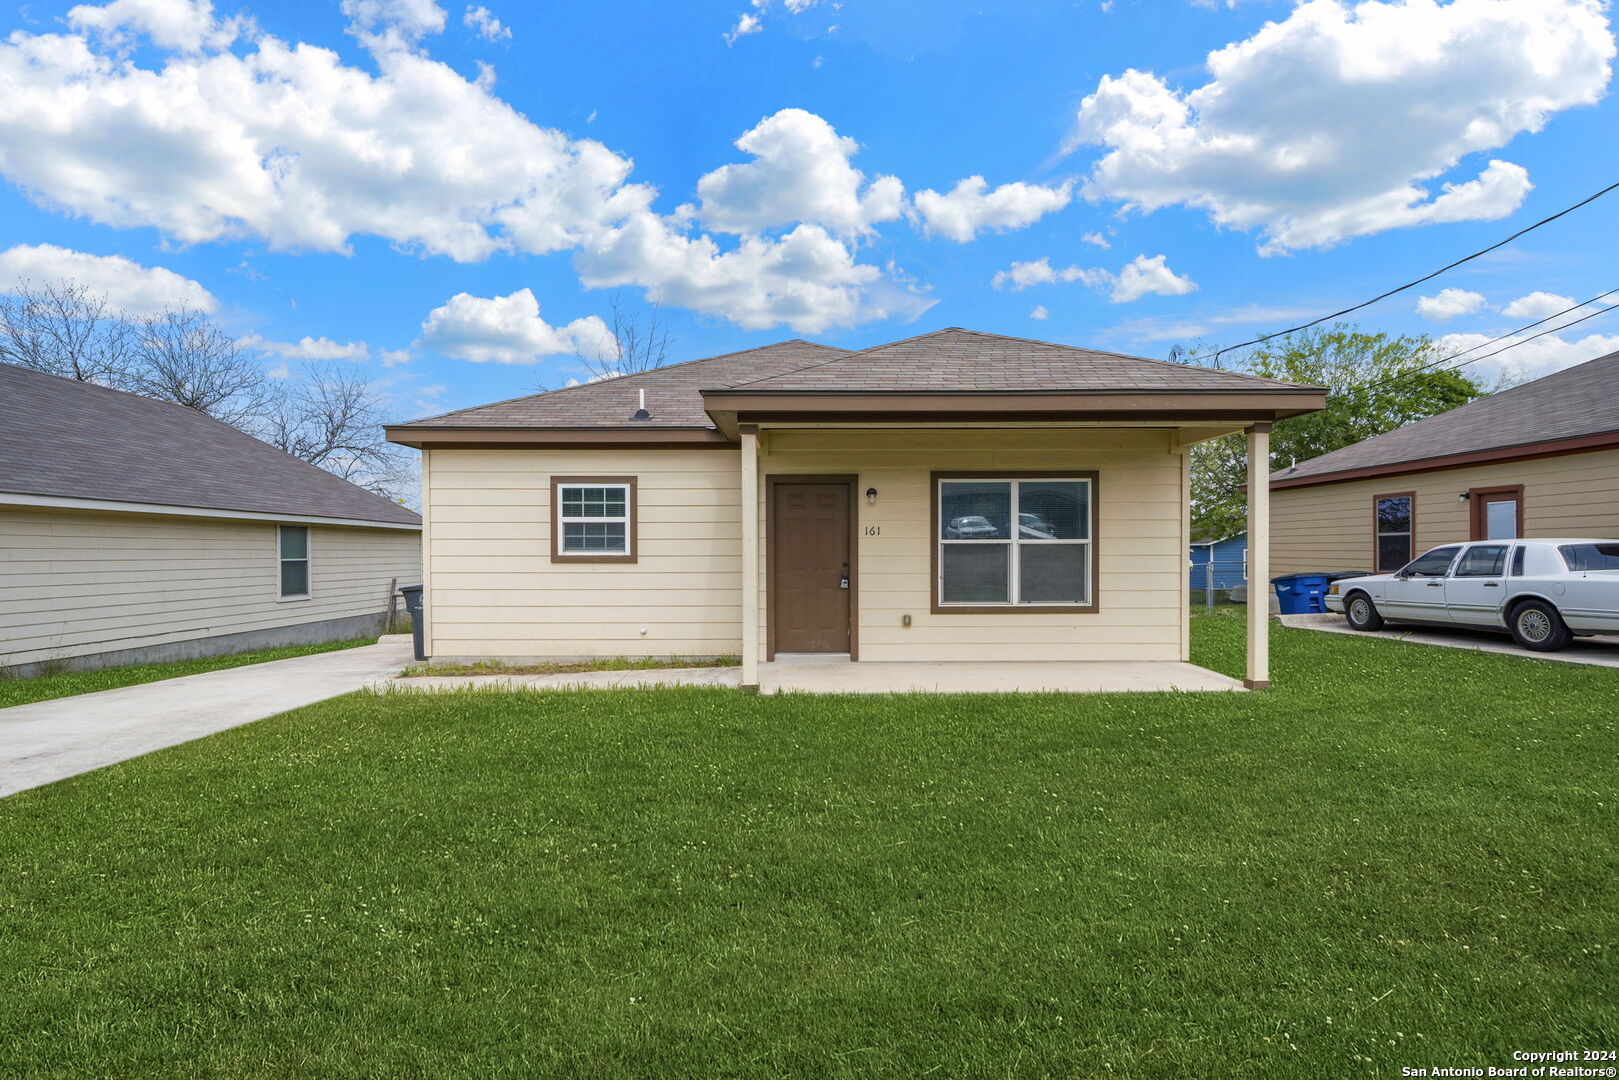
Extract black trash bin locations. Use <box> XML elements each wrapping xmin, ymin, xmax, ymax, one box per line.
<box><xmin>399</xmin><ymin>584</ymin><xmax>426</xmax><ymax>662</ymax></box>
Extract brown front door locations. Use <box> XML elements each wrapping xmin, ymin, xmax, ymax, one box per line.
<box><xmin>1470</xmin><ymin>486</ymin><xmax>1523</xmax><ymax>541</ymax></box>
<box><xmin>772</xmin><ymin>481</ymin><xmax>852</xmax><ymax>654</ymax></box>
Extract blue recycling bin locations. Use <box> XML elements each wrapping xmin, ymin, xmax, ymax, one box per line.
<box><xmin>1271</xmin><ymin>573</ymin><xmax>1330</xmax><ymax>615</ymax></box>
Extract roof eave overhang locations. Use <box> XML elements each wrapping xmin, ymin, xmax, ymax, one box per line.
<box><xmin>1269</xmin><ymin>428</ymin><xmax>1619</xmax><ymax>491</ymax></box>
<box><xmin>384</xmin><ymin>425</ymin><xmax>732</xmax><ymax>450</ymax></box>
<box><xmin>700</xmin><ymin>389</ymin><xmax>1328</xmax><ymax>440</ymax></box>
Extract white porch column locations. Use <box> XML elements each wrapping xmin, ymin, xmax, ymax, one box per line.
<box><xmin>1245</xmin><ymin>423</ymin><xmax>1272</xmax><ymax>689</ymax></box>
<box><xmin>740</xmin><ymin>425</ymin><xmax>760</xmax><ymax>688</ymax></box>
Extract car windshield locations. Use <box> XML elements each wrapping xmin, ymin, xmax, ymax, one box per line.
<box><xmin>1559</xmin><ymin>543</ymin><xmax>1619</xmax><ymax>571</ymax></box>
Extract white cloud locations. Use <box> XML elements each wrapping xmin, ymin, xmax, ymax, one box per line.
<box><xmin>1415</xmin><ymin>287</ymin><xmax>1488</xmax><ymax>321</ymax></box>
<box><xmin>913</xmin><ymin>176</ymin><xmax>1073</xmax><ymax>243</ymax></box>
<box><xmin>0</xmin><ymin>0</ymin><xmax>646</xmax><ymax>263</ymax></box>
<box><xmin>67</xmin><ymin>0</ymin><xmax>251</xmax><ymax>52</ymax></box>
<box><xmin>1436</xmin><ymin>329</ymin><xmax>1619</xmax><ymax>384</ymax></box>
<box><xmin>1081</xmin><ymin>231</ymin><xmax>1111</xmax><ymax>249</ymax></box>
<box><xmin>992</xmin><ymin>253</ymin><xmax>1194</xmax><ymax>304</ymax></box>
<box><xmin>462</xmin><ymin>5</ymin><xmax>510</xmax><ymax>40</ymax></box>
<box><xmin>992</xmin><ymin>257</ymin><xmax>1103</xmax><ymax>292</ymax></box>
<box><xmin>1110</xmin><ymin>254</ymin><xmax>1197</xmax><ymax>303</ymax></box>
<box><xmin>1029</xmin><ymin>305</ymin><xmax>1049</xmax><ymax>320</ymax></box>
<box><xmin>266</xmin><ymin>362</ymin><xmax>292</xmax><ymax>379</ymax></box>
<box><xmin>0</xmin><ymin>243</ymin><xmax>217</xmax><ymax>315</ymax></box>
<box><xmin>575</xmin><ymin>217</ymin><xmax>933</xmax><ymax>334</ymax></box>
<box><xmin>418</xmin><ymin>288</ymin><xmax>612</xmax><ymax>364</ymax></box>
<box><xmin>724</xmin><ymin>12</ymin><xmax>762</xmax><ymax>44</ymax></box>
<box><xmin>239</xmin><ymin>333</ymin><xmax>370</xmax><ymax>361</ymax></box>
<box><xmin>694</xmin><ymin>109</ymin><xmax>905</xmax><ymax>236</ymax></box>
<box><xmin>1070</xmin><ymin>0</ymin><xmax>1614</xmax><ymax>252</ymax></box>
<box><xmin>0</xmin><ymin>4</ymin><xmax>928</xmax><ymax>335</ymax></box>
<box><xmin>380</xmin><ymin>348</ymin><xmax>413</xmax><ymax>367</ymax></box>
<box><xmin>1501</xmin><ymin>291</ymin><xmax>1577</xmax><ymax>320</ymax></box>
<box><xmin>342</xmin><ymin>0</ymin><xmax>447</xmax><ymax>49</ymax></box>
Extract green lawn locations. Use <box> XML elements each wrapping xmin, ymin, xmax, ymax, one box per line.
<box><xmin>0</xmin><ymin>638</ymin><xmax>372</xmax><ymax>709</ymax></box>
<box><xmin>2</xmin><ymin>615</ymin><xmax>1615</xmax><ymax>1078</ymax></box>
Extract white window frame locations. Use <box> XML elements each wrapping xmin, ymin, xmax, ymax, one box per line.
<box><xmin>936</xmin><ymin>475</ymin><xmax>1095</xmax><ymax>609</ymax></box>
<box><xmin>554</xmin><ymin>479</ymin><xmax>634</xmax><ymax>559</ymax></box>
<box><xmin>277</xmin><ymin>524</ymin><xmax>311</xmax><ymax>601</ymax></box>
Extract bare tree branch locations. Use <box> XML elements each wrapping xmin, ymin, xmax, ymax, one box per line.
<box><xmin>575</xmin><ymin>295</ymin><xmax>672</xmax><ymax>382</ymax></box>
<box><xmin>257</xmin><ymin>362</ymin><xmax>413</xmax><ymax>501</ymax></box>
<box><xmin>0</xmin><ymin>279</ymin><xmax>132</xmax><ymax>383</ymax></box>
<box><xmin>126</xmin><ymin>307</ymin><xmax>269</xmax><ymax>426</ymax></box>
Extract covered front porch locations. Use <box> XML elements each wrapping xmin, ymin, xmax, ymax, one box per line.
<box><xmin>722</xmin><ymin>418</ymin><xmax>1282</xmax><ymax>692</ymax></box>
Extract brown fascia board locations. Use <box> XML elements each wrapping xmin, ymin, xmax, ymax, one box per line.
<box><xmin>701</xmin><ymin>389</ymin><xmax>1327</xmax><ymax>437</ymax></box>
<box><xmin>384</xmin><ymin>425</ymin><xmax>733</xmax><ymax>450</ymax></box>
<box><xmin>1269</xmin><ymin>429</ymin><xmax>1619</xmax><ymax>491</ymax></box>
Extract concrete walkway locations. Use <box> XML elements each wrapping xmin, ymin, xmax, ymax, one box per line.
<box><xmin>388</xmin><ymin>660</ymin><xmax>1245</xmax><ymax>695</ymax></box>
<box><xmin>1280</xmin><ymin>612</ymin><xmax>1619</xmax><ymax>668</ymax></box>
<box><xmin>0</xmin><ymin>639</ymin><xmax>413</xmax><ymax>798</ymax></box>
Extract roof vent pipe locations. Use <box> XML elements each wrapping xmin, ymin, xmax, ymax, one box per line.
<box><xmin>631</xmin><ymin>387</ymin><xmax>651</xmax><ymax>421</ymax></box>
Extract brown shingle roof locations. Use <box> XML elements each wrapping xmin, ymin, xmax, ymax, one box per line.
<box><xmin>0</xmin><ymin>362</ymin><xmax>420</xmax><ymax>526</ymax></box>
<box><xmin>393</xmin><ymin>329</ymin><xmax>1316</xmax><ymax>438</ymax></box>
<box><xmin>1271</xmin><ymin>349</ymin><xmax>1619</xmax><ymax>485</ymax></box>
<box><xmin>726</xmin><ymin>328</ymin><xmax>1319</xmax><ymax>393</ymax></box>
<box><xmin>402</xmin><ymin>340</ymin><xmax>849</xmax><ymax>429</ymax></box>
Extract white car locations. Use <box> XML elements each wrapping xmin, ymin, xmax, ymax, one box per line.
<box><xmin>1325</xmin><ymin>538</ymin><xmax>1619</xmax><ymax>652</ymax></box>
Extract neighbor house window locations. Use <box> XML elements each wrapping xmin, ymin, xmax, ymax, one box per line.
<box><xmin>278</xmin><ymin>525</ymin><xmax>310</xmax><ymax>599</ymax></box>
<box><xmin>1374</xmin><ymin>493</ymin><xmax>1414</xmax><ymax>573</ymax></box>
<box><xmin>934</xmin><ymin>474</ymin><xmax>1096</xmax><ymax>612</ymax></box>
<box><xmin>551</xmin><ymin>476</ymin><xmax>637</xmax><ymax>563</ymax></box>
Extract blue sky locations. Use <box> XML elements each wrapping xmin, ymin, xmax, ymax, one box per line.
<box><xmin>1</xmin><ymin>0</ymin><xmax>1616</xmax><ymax>422</ymax></box>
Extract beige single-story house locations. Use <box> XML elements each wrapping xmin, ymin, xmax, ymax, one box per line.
<box><xmin>1</xmin><ymin>362</ymin><xmax>421</xmax><ymax>676</ymax></box>
<box><xmin>386</xmin><ymin>328</ymin><xmax>1325</xmax><ymax>689</ymax></box>
<box><xmin>1271</xmin><ymin>349</ymin><xmax>1619</xmax><ymax>575</ymax></box>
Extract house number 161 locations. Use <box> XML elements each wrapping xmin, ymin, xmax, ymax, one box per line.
<box><xmin>864</xmin><ymin>525</ymin><xmax>881</xmax><ymax>536</ymax></box>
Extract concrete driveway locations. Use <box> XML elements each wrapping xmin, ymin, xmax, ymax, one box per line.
<box><xmin>0</xmin><ymin>639</ymin><xmax>413</xmax><ymax>798</ymax></box>
<box><xmin>1280</xmin><ymin>612</ymin><xmax>1619</xmax><ymax>668</ymax></box>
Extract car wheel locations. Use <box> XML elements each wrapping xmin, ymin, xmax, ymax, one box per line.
<box><xmin>1344</xmin><ymin>592</ymin><xmax>1384</xmax><ymax>632</ymax></box>
<box><xmin>1508</xmin><ymin>599</ymin><xmax>1573</xmax><ymax>652</ymax></box>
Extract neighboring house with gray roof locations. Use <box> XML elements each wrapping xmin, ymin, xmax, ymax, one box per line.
<box><xmin>387</xmin><ymin>328</ymin><xmax>1324</xmax><ymax>689</ymax></box>
<box><xmin>1</xmin><ymin>362</ymin><xmax>420</xmax><ymax>675</ymax></box>
<box><xmin>1269</xmin><ymin>349</ymin><xmax>1619</xmax><ymax>576</ymax></box>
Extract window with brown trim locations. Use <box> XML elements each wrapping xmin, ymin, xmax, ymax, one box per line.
<box><xmin>551</xmin><ymin>476</ymin><xmax>637</xmax><ymax>563</ymax></box>
<box><xmin>1374</xmin><ymin>493</ymin><xmax>1414</xmax><ymax>572</ymax></box>
<box><xmin>933</xmin><ymin>473</ymin><xmax>1097</xmax><ymax>613</ymax></box>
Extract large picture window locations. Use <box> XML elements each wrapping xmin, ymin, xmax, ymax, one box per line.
<box><xmin>934</xmin><ymin>474</ymin><xmax>1096</xmax><ymax>612</ymax></box>
<box><xmin>1374</xmin><ymin>493</ymin><xmax>1414</xmax><ymax>573</ymax></box>
<box><xmin>551</xmin><ymin>476</ymin><xmax>637</xmax><ymax>563</ymax></box>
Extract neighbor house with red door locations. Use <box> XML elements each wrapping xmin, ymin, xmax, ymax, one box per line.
<box><xmin>385</xmin><ymin>328</ymin><xmax>1324</xmax><ymax>689</ymax></box>
<box><xmin>1270</xmin><ymin>349</ymin><xmax>1619</xmax><ymax>576</ymax></box>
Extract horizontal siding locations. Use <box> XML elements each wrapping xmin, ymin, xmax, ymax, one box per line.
<box><xmin>425</xmin><ymin>448</ymin><xmax>744</xmax><ymax>657</ymax></box>
<box><xmin>761</xmin><ymin>430</ymin><xmax>1184</xmax><ymax>662</ymax></box>
<box><xmin>423</xmin><ymin>431</ymin><xmax>1189</xmax><ymax>663</ymax></box>
<box><xmin>1272</xmin><ymin>448</ymin><xmax>1619</xmax><ymax>574</ymax></box>
<box><xmin>1</xmin><ymin>508</ymin><xmax>419</xmax><ymax>667</ymax></box>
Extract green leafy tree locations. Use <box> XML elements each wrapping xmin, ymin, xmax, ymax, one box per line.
<box><xmin>1190</xmin><ymin>324</ymin><xmax>1488</xmax><ymax>543</ymax></box>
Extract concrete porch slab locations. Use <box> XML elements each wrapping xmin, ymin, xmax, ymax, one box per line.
<box><xmin>759</xmin><ymin>660</ymin><xmax>1244</xmax><ymax>694</ymax></box>
<box><xmin>1280</xmin><ymin>612</ymin><xmax>1619</xmax><ymax>668</ymax></box>
<box><xmin>384</xmin><ymin>661</ymin><xmax>1244</xmax><ymax>695</ymax></box>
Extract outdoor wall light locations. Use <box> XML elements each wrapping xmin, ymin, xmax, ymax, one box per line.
<box><xmin>866</xmin><ymin>487</ymin><xmax>878</xmax><ymax>503</ymax></box>
<box><xmin>1457</xmin><ymin>492</ymin><xmax>1472</xmax><ymax>503</ymax></box>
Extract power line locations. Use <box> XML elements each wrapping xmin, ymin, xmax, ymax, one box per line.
<box><xmin>1332</xmin><ymin>287</ymin><xmax>1619</xmax><ymax>400</ymax></box>
<box><xmin>1183</xmin><ymin>177</ymin><xmax>1619</xmax><ymax>365</ymax></box>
